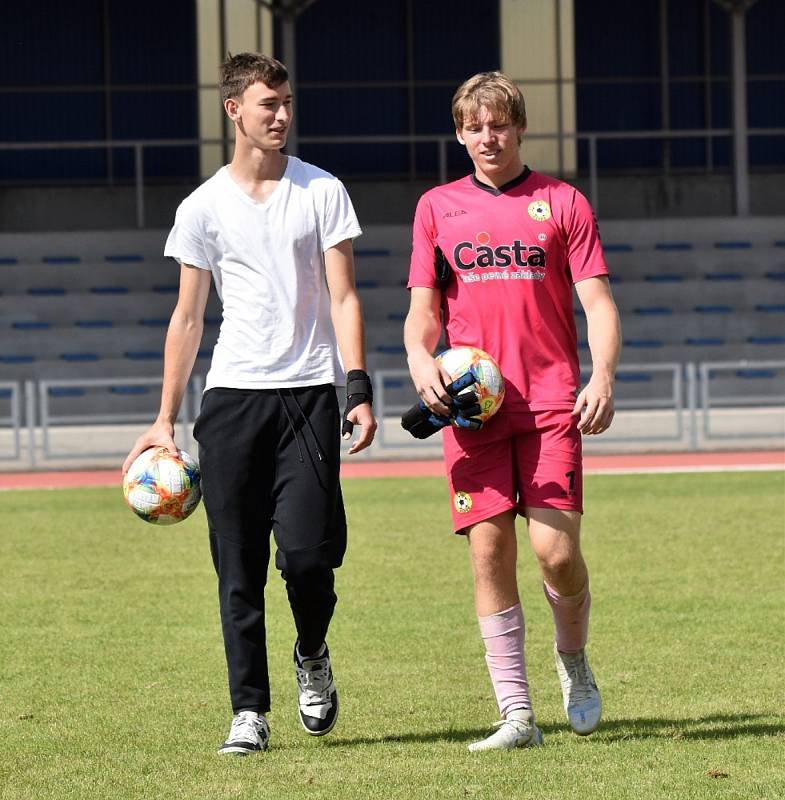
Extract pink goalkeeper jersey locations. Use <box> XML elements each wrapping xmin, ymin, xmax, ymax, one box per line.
<box><xmin>408</xmin><ymin>168</ymin><xmax>609</xmax><ymax>411</ymax></box>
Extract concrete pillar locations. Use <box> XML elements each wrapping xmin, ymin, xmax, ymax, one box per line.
<box><xmin>197</xmin><ymin>0</ymin><xmax>274</xmax><ymax>178</ymax></box>
<box><xmin>500</xmin><ymin>0</ymin><xmax>576</xmax><ymax>176</ymax></box>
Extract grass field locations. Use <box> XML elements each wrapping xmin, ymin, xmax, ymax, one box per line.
<box><xmin>1</xmin><ymin>471</ymin><xmax>784</xmax><ymax>800</ymax></box>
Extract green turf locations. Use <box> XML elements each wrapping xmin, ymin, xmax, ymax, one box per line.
<box><xmin>1</xmin><ymin>471</ymin><xmax>783</xmax><ymax>800</ymax></box>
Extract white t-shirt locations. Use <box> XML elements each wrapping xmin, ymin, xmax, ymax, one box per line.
<box><xmin>164</xmin><ymin>157</ymin><xmax>362</xmax><ymax>390</ymax></box>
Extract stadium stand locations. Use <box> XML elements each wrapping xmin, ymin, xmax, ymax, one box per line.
<box><xmin>1</xmin><ymin>218</ymin><xmax>783</xmax><ymax>416</ymax></box>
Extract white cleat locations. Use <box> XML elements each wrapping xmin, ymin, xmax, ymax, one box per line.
<box><xmin>468</xmin><ymin>709</ymin><xmax>544</xmax><ymax>752</ymax></box>
<box><xmin>554</xmin><ymin>644</ymin><xmax>602</xmax><ymax>735</ymax></box>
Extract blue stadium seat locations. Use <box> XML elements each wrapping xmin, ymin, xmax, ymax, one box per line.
<box><xmin>0</xmin><ymin>388</ymin><xmax>13</xmax><ymax>398</ymax></box>
<box><xmin>196</xmin><ymin>349</ymin><xmax>213</xmax><ymax>359</ymax></box>
<box><xmin>386</xmin><ymin>311</ymin><xmax>407</xmax><ymax>321</ymax></box>
<box><xmin>355</xmin><ymin>248</ymin><xmax>392</xmax><ymax>257</ymax></box>
<box><xmin>624</xmin><ymin>339</ymin><xmax>665</xmax><ymax>348</ymax></box>
<box><xmin>735</xmin><ymin>369</ymin><xmax>777</xmax><ymax>379</ymax></box>
<box><xmin>694</xmin><ymin>305</ymin><xmax>733</xmax><ymax>313</ymax></box>
<box><xmin>382</xmin><ymin>378</ymin><xmax>405</xmax><ymax>389</ymax></box>
<box><xmin>714</xmin><ymin>240</ymin><xmax>752</xmax><ymax>249</ymax></box>
<box><xmin>375</xmin><ymin>344</ymin><xmax>406</xmax><ymax>354</ymax></box>
<box><xmin>654</xmin><ymin>242</ymin><xmax>693</xmax><ymax>251</ymax></box>
<box><xmin>12</xmin><ymin>321</ymin><xmax>51</xmax><ymax>329</ymax></box>
<box><xmin>42</xmin><ymin>255</ymin><xmax>80</xmax><ymax>264</ymax></box>
<box><xmin>608</xmin><ymin>275</ymin><xmax>622</xmax><ymax>284</ymax></box>
<box><xmin>109</xmin><ymin>385</ymin><xmax>150</xmax><ymax>394</ymax></box>
<box><xmin>616</xmin><ymin>372</ymin><xmax>653</xmax><ymax>382</ymax></box>
<box><xmin>747</xmin><ymin>335</ymin><xmax>785</xmax><ymax>345</ymax></box>
<box><xmin>60</xmin><ymin>353</ymin><xmax>100</xmax><ymax>361</ymax></box>
<box><xmin>204</xmin><ymin>316</ymin><xmax>221</xmax><ymax>325</ymax></box>
<box><xmin>0</xmin><ymin>355</ymin><xmax>35</xmax><ymax>363</ymax></box>
<box><xmin>755</xmin><ymin>304</ymin><xmax>785</xmax><ymax>313</ymax></box>
<box><xmin>152</xmin><ymin>285</ymin><xmax>178</xmax><ymax>293</ymax></box>
<box><xmin>105</xmin><ymin>254</ymin><xmax>144</xmax><ymax>263</ymax></box>
<box><xmin>139</xmin><ymin>318</ymin><xmax>169</xmax><ymax>326</ymax></box>
<box><xmin>704</xmin><ymin>272</ymin><xmax>743</xmax><ymax>281</ymax></box>
<box><xmin>125</xmin><ymin>351</ymin><xmax>164</xmax><ymax>360</ymax></box>
<box><xmin>633</xmin><ymin>306</ymin><xmax>673</xmax><ymax>315</ymax></box>
<box><xmin>686</xmin><ymin>337</ymin><xmax>725</xmax><ymax>346</ymax></box>
<box><xmin>356</xmin><ymin>279</ymin><xmax>380</xmax><ymax>289</ymax></box>
<box><xmin>48</xmin><ymin>387</ymin><xmax>86</xmax><ymax>397</ymax></box>
<box><xmin>0</xmin><ymin>257</ymin><xmax>18</xmax><ymax>264</ymax></box>
<box><xmin>90</xmin><ymin>286</ymin><xmax>129</xmax><ymax>294</ymax></box>
<box><xmin>765</xmin><ymin>271</ymin><xmax>785</xmax><ymax>280</ymax></box>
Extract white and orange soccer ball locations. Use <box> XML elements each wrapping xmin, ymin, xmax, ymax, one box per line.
<box><xmin>436</xmin><ymin>345</ymin><xmax>505</xmax><ymax>423</ymax></box>
<box><xmin>123</xmin><ymin>447</ymin><xmax>202</xmax><ymax>525</ymax></box>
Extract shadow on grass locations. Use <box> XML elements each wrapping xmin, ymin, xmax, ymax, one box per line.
<box><xmin>322</xmin><ymin>713</ymin><xmax>784</xmax><ymax>748</ymax></box>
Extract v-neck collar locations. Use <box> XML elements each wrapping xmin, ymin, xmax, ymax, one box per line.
<box><xmin>470</xmin><ymin>166</ymin><xmax>532</xmax><ymax>197</ymax></box>
<box><xmin>222</xmin><ymin>156</ymin><xmax>292</xmax><ymax>207</ymax></box>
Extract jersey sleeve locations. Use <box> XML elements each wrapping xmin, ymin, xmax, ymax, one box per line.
<box><xmin>565</xmin><ymin>189</ymin><xmax>609</xmax><ymax>283</ymax></box>
<box><xmin>163</xmin><ymin>199</ymin><xmax>212</xmax><ymax>270</ymax></box>
<box><xmin>407</xmin><ymin>193</ymin><xmax>440</xmax><ymax>289</ymax></box>
<box><xmin>320</xmin><ymin>179</ymin><xmax>362</xmax><ymax>251</ymax></box>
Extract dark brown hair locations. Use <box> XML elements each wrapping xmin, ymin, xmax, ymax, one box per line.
<box><xmin>219</xmin><ymin>52</ymin><xmax>289</xmax><ymax>103</ymax></box>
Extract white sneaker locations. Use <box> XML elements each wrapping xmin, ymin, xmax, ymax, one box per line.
<box><xmin>554</xmin><ymin>644</ymin><xmax>602</xmax><ymax>735</ymax></box>
<box><xmin>218</xmin><ymin>710</ymin><xmax>270</xmax><ymax>755</ymax></box>
<box><xmin>468</xmin><ymin>709</ymin><xmax>544</xmax><ymax>752</ymax></box>
<box><xmin>295</xmin><ymin>643</ymin><xmax>339</xmax><ymax>736</ymax></box>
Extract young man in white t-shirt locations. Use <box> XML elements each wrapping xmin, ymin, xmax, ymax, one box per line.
<box><xmin>122</xmin><ymin>53</ymin><xmax>376</xmax><ymax>755</ymax></box>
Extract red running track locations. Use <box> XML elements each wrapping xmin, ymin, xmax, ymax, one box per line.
<box><xmin>0</xmin><ymin>450</ymin><xmax>782</xmax><ymax>490</ymax></box>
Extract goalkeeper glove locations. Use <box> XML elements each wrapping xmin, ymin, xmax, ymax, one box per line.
<box><xmin>400</xmin><ymin>370</ymin><xmax>483</xmax><ymax>439</ymax></box>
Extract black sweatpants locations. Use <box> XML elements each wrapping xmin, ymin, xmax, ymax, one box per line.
<box><xmin>193</xmin><ymin>384</ymin><xmax>347</xmax><ymax>714</ymax></box>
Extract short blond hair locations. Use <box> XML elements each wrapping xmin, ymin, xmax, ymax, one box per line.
<box><xmin>451</xmin><ymin>71</ymin><xmax>526</xmax><ymax>130</ymax></box>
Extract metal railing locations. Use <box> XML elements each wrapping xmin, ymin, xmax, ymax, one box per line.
<box><xmin>0</xmin><ymin>360</ymin><xmax>782</xmax><ymax>467</ymax></box>
<box><xmin>0</xmin><ymin>381</ymin><xmax>22</xmax><ymax>461</ymax></box>
<box><xmin>1</xmin><ymin>126</ymin><xmax>783</xmax><ymax>226</ymax></box>
<box><xmin>699</xmin><ymin>359</ymin><xmax>785</xmax><ymax>440</ymax></box>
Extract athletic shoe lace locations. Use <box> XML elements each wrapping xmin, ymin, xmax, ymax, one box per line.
<box><xmin>559</xmin><ymin>651</ymin><xmax>596</xmax><ymax>704</ymax></box>
<box><xmin>228</xmin><ymin>711</ymin><xmax>263</xmax><ymax>743</ymax></box>
<box><xmin>296</xmin><ymin>659</ymin><xmax>332</xmax><ymax>705</ymax></box>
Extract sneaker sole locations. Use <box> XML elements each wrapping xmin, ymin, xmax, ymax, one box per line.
<box><xmin>218</xmin><ymin>744</ymin><xmax>267</xmax><ymax>755</ymax></box>
<box><xmin>299</xmin><ymin>693</ymin><xmax>339</xmax><ymax>737</ymax></box>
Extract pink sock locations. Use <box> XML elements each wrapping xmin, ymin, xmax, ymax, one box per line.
<box><xmin>477</xmin><ymin>604</ymin><xmax>530</xmax><ymax>717</ymax></box>
<box><xmin>543</xmin><ymin>580</ymin><xmax>591</xmax><ymax>653</ymax></box>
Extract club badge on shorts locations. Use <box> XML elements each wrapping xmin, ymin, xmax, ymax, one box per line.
<box><xmin>454</xmin><ymin>491</ymin><xmax>473</xmax><ymax>514</ymax></box>
<box><xmin>528</xmin><ymin>200</ymin><xmax>551</xmax><ymax>222</ymax></box>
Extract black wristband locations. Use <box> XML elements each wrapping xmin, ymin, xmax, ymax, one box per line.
<box><xmin>342</xmin><ymin>369</ymin><xmax>373</xmax><ymax>437</ymax></box>
<box><xmin>345</xmin><ymin>369</ymin><xmax>373</xmax><ymax>406</ymax></box>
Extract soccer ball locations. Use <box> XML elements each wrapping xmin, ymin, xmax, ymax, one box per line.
<box><xmin>436</xmin><ymin>345</ymin><xmax>505</xmax><ymax>423</ymax></box>
<box><xmin>123</xmin><ymin>447</ymin><xmax>202</xmax><ymax>525</ymax></box>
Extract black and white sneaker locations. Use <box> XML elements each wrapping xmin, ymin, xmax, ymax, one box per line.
<box><xmin>294</xmin><ymin>642</ymin><xmax>339</xmax><ymax>736</ymax></box>
<box><xmin>218</xmin><ymin>710</ymin><xmax>270</xmax><ymax>755</ymax></box>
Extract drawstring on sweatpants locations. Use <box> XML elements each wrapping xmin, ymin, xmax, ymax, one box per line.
<box><xmin>276</xmin><ymin>390</ymin><xmax>305</xmax><ymax>463</ymax></box>
<box><xmin>275</xmin><ymin>389</ymin><xmax>324</xmax><ymax>464</ymax></box>
<box><xmin>289</xmin><ymin>390</ymin><xmax>324</xmax><ymax>463</ymax></box>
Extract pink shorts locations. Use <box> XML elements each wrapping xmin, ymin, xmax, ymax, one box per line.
<box><xmin>442</xmin><ymin>408</ymin><xmax>583</xmax><ymax>534</ymax></box>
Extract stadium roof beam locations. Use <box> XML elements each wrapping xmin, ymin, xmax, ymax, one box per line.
<box><xmin>256</xmin><ymin>0</ymin><xmax>320</xmax><ymax>156</ymax></box>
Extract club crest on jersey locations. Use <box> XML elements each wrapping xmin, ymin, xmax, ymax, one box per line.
<box><xmin>528</xmin><ymin>200</ymin><xmax>551</xmax><ymax>221</ymax></box>
<box><xmin>454</xmin><ymin>491</ymin><xmax>473</xmax><ymax>514</ymax></box>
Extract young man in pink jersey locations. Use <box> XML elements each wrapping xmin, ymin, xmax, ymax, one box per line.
<box><xmin>404</xmin><ymin>71</ymin><xmax>621</xmax><ymax>751</ymax></box>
